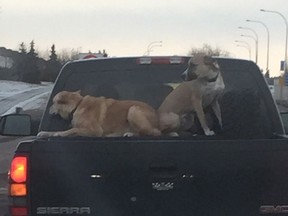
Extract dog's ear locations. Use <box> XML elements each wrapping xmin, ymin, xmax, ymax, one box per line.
<box><xmin>203</xmin><ymin>56</ymin><xmax>214</xmax><ymax>65</ymax></box>
<box><xmin>55</xmin><ymin>93</ymin><xmax>67</xmax><ymax>104</ymax></box>
<box><xmin>188</xmin><ymin>58</ymin><xmax>197</xmax><ymax>66</ymax></box>
<box><xmin>204</xmin><ymin>56</ymin><xmax>220</xmax><ymax>69</ymax></box>
<box><xmin>212</xmin><ymin>61</ymin><xmax>220</xmax><ymax>70</ymax></box>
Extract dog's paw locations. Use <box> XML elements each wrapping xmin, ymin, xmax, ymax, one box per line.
<box><xmin>53</xmin><ymin>131</ymin><xmax>72</xmax><ymax>137</ymax></box>
<box><xmin>123</xmin><ymin>132</ymin><xmax>135</xmax><ymax>137</ymax></box>
<box><xmin>204</xmin><ymin>129</ymin><xmax>215</xmax><ymax>136</ymax></box>
<box><xmin>37</xmin><ymin>131</ymin><xmax>55</xmax><ymax>137</ymax></box>
<box><xmin>167</xmin><ymin>132</ymin><xmax>179</xmax><ymax>137</ymax></box>
<box><xmin>52</xmin><ymin>132</ymin><xmax>63</xmax><ymax>137</ymax></box>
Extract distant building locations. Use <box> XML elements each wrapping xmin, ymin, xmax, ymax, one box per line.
<box><xmin>78</xmin><ymin>50</ymin><xmax>108</xmax><ymax>59</ymax></box>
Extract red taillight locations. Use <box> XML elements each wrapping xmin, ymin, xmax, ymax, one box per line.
<box><xmin>9</xmin><ymin>156</ymin><xmax>29</xmax><ymax>215</ymax></box>
<box><xmin>10</xmin><ymin>183</ymin><xmax>27</xmax><ymax>196</ymax></box>
<box><xmin>10</xmin><ymin>157</ymin><xmax>27</xmax><ymax>183</ymax></box>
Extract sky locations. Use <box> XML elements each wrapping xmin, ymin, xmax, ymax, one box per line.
<box><xmin>0</xmin><ymin>0</ymin><xmax>288</xmax><ymax>77</ymax></box>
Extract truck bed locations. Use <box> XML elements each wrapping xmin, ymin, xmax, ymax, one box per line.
<box><xmin>6</xmin><ymin>56</ymin><xmax>288</xmax><ymax>216</ymax></box>
<box><xmin>19</xmin><ymin>136</ymin><xmax>288</xmax><ymax>215</ymax></box>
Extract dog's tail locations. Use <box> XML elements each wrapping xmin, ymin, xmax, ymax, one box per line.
<box><xmin>158</xmin><ymin>112</ymin><xmax>180</xmax><ymax>133</ymax></box>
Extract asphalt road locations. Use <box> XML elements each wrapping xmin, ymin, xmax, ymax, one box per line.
<box><xmin>0</xmin><ymin>86</ymin><xmax>52</xmax><ymax>116</ymax></box>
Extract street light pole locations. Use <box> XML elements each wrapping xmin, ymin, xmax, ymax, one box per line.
<box><xmin>246</xmin><ymin>19</ymin><xmax>270</xmax><ymax>73</ymax></box>
<box><xmin>239</xmin><ymin>26</ymin><xmax>259</xmax><ymax>64</ymax></box>
<box><xmin>144</xmin><ymin>41</ymin><xmax>162</xmax><ymax>56</ymax></box>
<box><xmin>235</xmin><ymin>40</ymin><xmax>252</xmax><ymax>60</ymax></box>
<box><xmin>235</xmin><ymin>40</ymin><xmax>251</xmax><ymax>49</ymax></box>
<box><xmin>148</xmin><ymin>44</ymin><xmax>162</xmax><ymax>55</ymax></box>
<box><xmin>261</xmin><ymin>9</ymin><xmax>288</xmax><ymax>73</ymax></box>
<box><xmin>240</xmin><ymin>34</ymin><xmax>258</xmax><ymax>63</ymax></box>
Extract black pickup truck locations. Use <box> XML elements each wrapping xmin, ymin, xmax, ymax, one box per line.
<box><xmin>1</xmin><ymin>56</ymin><xmax>288</xmax><ymax>216</ymax></box>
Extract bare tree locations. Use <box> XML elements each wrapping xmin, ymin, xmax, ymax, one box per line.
<box><xmin>188</xmin><ymin>44</ymin><xmax>231</xmax><ymax>57</ymax></box>
<box><xmin>58</xmin><ymin>48</ymin><xmax>81</xmax><ymax>64</ymax></box>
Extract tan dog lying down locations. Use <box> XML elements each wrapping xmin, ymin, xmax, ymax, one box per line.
<box><xmin>37</xmin><ymin>91</ymin><xmax>161</xmax><ymax>137</ymax></box>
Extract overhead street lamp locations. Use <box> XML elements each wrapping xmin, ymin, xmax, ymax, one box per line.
<box><xmin>240</xmin><ymin>34</ymin><xmax>258</xmax><ymax>63</ymax></box>
<box><xmin>260</xmin><ymin>9</ymin><xmax>288</xmax><ymax>73</ymax></box>
<box><xmin>246</xmin><ymin>19</ymin><xmax>270</xmax><ymax>73</ymax></box>
<box><xmin>144</xmin><ymin>41</ymin><xmax>163</xmax><ymax>56</ymax></box>
<box><xmin>239</xmin><ymin>26</ymin><xmax>259</xmax><ymax>64</ymax></box>
<box><xmin>235</xmin><ymin>40</ymin><xmax>252</xmax><ymax>60</ymax></box>
<box><xmin>239</xmin><ymin>26</ymin><xmax>259</xmax><ymax>40</ymax></box>
<box><xmin>235</xmin><ymin>40</ymin><xmax>251</xmax><ymax>49</ymax></box>
<box><xmin>148</xmin><ymin>44</ymin><xmax>162</xmax><ymax>55</ymax></box>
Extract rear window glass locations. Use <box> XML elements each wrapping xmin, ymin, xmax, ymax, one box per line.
<box><xmin>41</xmin><ymin>58</ymin><xmax>280</xmax><ymax>139</ymax></box>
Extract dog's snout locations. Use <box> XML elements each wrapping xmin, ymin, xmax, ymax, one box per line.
<box><xmin>49</xmin><ymin>105</ymin><xmax>58</xmax><ymax>115</ymax></box>
<box><xmin>182</xmin><ymin>68</ymin><xmax>198</xmax><ymax>81</ymax></box>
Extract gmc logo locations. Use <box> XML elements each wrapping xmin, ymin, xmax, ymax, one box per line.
<box><xmin>260</xmin><ymin>205</ymin><xmax>288</xmax><ymax>214</ymax></box>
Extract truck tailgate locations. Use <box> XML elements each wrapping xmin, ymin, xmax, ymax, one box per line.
<box><xmin>29</xmin><ymin>137</ymin><xmax>288</xmax><ymax>216</ymax></box>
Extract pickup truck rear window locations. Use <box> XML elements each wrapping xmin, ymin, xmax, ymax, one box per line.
<box><xmin>40</xmin><ymin>57</ymin><xmax>282</xmax><ymax>139</ymax></box>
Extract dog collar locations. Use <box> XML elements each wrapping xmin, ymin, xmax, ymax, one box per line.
<box><xmin>68</xmin><ymin>98</ymin><xmax>83</xmax><ymax>121</ymax></box>
<box><xmin>207</xmin><ymin>71</ymin><xmax>219</xmax><ymax>82</ymax></box>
